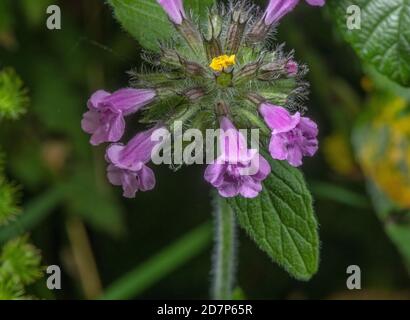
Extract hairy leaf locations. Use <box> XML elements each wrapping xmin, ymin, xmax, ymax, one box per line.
<box><xmin>329</xmin><ymin>0</ymin><xmax>410</xmax><ymax>87</ymax></box>
<box><xmin>228</xmin><ymin>159</ymin><xmax>319</xmax><ymax>281</ymax></box>
<box><xmin>108</xmin><ymin>0</ymin><xmax>214</xmax><ymax>51</ymax></box>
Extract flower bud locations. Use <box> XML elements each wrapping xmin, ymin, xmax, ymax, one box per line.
<box><xmin>176</xmin><ymin>19</ymin><xmax>204</xmax><ymax>55</ymax></box>
<box><xmin>179</xmin><ymin>57</ymin><xmax>207</xmax><ymax>77</ymax></box>
<box><xmin>206</xmin><ymin>5</ymin><xmax>224</xmax><ymax>41</ymax></box>
<box><xmin>157</xmin><ymin>0</ymin><xmax>186</xmax><ymax>25</ymax></box>
<box><xmin>234</xmin><ymin>58</ymin><xmax>263</xmax><ymax>85</ymax></box>
<box><xmin>183</xmin><ymin>88</ymin><xmax>206</xmax><ymax>102</ymax></box>
<box><xmin>224</xmin><ymin>3</ymin><xmax>251</xmax><ymax>55</ymax></box>
<box><xmin>160</xmin><ymin>47</ymin><xmax>181</xmax><ymax>67</ymax></box>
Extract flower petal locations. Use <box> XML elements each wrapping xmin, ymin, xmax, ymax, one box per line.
<box><xmin>239</xmin><ymin>177</ymin><xmax>263</xmax><ymax>198</ymax></box>
<box><xmin>269</xmin><ymin>133</ymin><xmax>288</xmax><ymax>161</ymax></box>
<box><xmin>287</xmin><ymin>146</ymin><xmax>303</xmax><ymax>167</ymax></box>
<box><xmin>204</xmin><ymin>162</ymin><xmax>225</xmax><ymax>187</ymax></box>
<box><xmin>107</xmin><ymin>164</ymin><xmax>123</xmax><ymax>186</ymax></box>
<box><xmin>138</xmin><ymin>165</ymin><xmax>156</xmax><ymax>191</ymax></box>
<box><xmin>104</xmin><ymin>88</ymin><xmax>155</xmax><ymax>114</ymax></box>
<box><xmin>263</xmin><ymin>0</ymin><xmax>299</xmax><ymax>25</ymax></box>
<box><xmin>81</xmin><ymin>110</ymin><xmax>100</xmax><ymax>134</ymax></box>
<box><xmin>218</xmin><ymin>181</ymin><xmax>240</xmax><ymax>198</ymax></box>
<box><xmin>306</xmin><ymin>0</ymin><xmax>325</xmax><ymax>6</ymax></box>
<box><xmin>121</xmin><ymin>172</ymin><xmax>140</xmax><ymax>198</ymax></box>
<box><xmin>252</xmin><ymin>154</ymin><xmax>271</xmax><ymax>181</ymax></box>
<box><xmin>299</xmin><ymin>116</ymin><xmax>319</xmax><ymax>138</ymax></box>
<box><xmin>157</xmin><ymin>0</ymin><xmax>186</xmax><ymax>24</ymax></box>
<box><xmin>107</xmin><ymin>113</ymin><xmax>126</xmax><ymax>142</ymax></box>
<box><xmin>259</xmin><ymin>103</ymin><xmax>300</xmax><ymax>134</ymax></box>
<box><xmin>87</xmin><ymin>90</ymin><xmax>110</xmax><ymax>109</ymax></box>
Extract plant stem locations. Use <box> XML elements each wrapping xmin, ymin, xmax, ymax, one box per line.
<box><xmin>212</xmin><ymin>194</ymin><xmax>237</xmax><ymax>300</ymax></box>
<box><xmin>66</xmin><ymin>216</ymin><xmax>102</xmax><ymax>299</ymax></box>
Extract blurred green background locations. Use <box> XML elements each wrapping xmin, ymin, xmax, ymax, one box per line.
<box><xmin>0</xmin><ymin>0</ymin><xmax>410</xmax><ymax>300</ymax></box>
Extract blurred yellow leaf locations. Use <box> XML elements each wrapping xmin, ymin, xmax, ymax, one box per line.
<box><xmin>355</xmin><ymin>97</ymin><xmax>410</xmax><ymax>209</ymax></box>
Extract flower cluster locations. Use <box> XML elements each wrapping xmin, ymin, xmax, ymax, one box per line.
<box><xmin>82</xmin><ymin>0</ymin><xmax>324</xmax><ymax>198</ymax></box>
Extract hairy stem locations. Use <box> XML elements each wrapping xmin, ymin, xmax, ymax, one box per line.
<box><xmin>211</xmin><ymin>194</ymin><xmax>237</xmax><ymax>300</ymax></box>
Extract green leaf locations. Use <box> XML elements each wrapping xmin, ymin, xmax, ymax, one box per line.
<box><xmin>328</xmin><ymin>0</ymin><xmax>410</xmax><ymax>87</ymax></box>
<box><xmin>108</xmin><ymin>0</ymin><xmax>214</xmax><ymax>51</ymax></box>
<box><xmin>227</xmin><ymin>159</ymin><xmax>319</xmax><ymax>281</ymax></box>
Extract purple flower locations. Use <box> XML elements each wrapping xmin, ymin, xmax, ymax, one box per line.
<box><xmin>306</xmin><ymin>0</ymin><xmax>325</xmax><ymax>5</ymax></box>
<box><xmin>286</xmin><ymin>60</ymin><xmax>298</xmax><ymax>76</ymax></box>
<box><xmin>105</xmin><ymin>126</ymin><xmax>161</xmax><ymax>198</ymax></box>
<box><xmin>81</xmin><ymin>88</ymin><xmax>155</xmax><ymax>146</ymax></box>
<box><xmin>204</xmin><ymin>117</ymin><xmax>271</xmax><ymax>198</ymax></box>
<box><xmin>260</xmin><ymin>103</ymin><xmax>318</xmax><ymax>167</ymax></box>
<box><xmin>157</xmin><ymin>0</ymin><xmax>186</xmax><ymax>25</ymax></box>
<box><xmin>263</xmin><ymin>0</ymin><xmax>326</xmax><ymax>25</ymax></box>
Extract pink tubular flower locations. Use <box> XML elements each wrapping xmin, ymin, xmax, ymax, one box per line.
<box><xmin>105</xmin><ymin>126</ymin><xmax>161</xmax><ymax>198</ymax></box>
<box><xmin>260</xmin><ymin>103</ymin><xmax>318</xmax><ymax>167</ymax></box>
<box><xmin>204</xmin><ymin>117</ymin><xmax>271</xmax><ymax>198</ymax></box>
<box><xmin>263</xmin><ymin>0</ymin><xmax>326</xmax><ymax>25</ymax></box>
<box><xmin>157</xmin><ymin>0</ymin><xmax>186</xmax><ymax>25</ymax></box>
<box><xmin>81</xmin><ymin>88</ymin><xmax>155</xmax><ymax>146</ymax></box>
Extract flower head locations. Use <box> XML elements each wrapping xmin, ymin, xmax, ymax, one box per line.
<box><xmin>105</xmin><ymin>126</ymin><xmax>160</xmax><ymax>198</ymax></box>
<box><xmin>84</xmin><ymin>0</ymin><xmax>322</xmax><ymax>198</ymax></box>
<box><xmin>204</xmin><ymin>117</ymin><xmax>271</xmax><ymax>198</ymax></box>
<box><xmin>81</xmin><ymin>88</ymin><xmax>155</xmax><ymax>145</ymax></box>
<box><xmin>260</xmin><ymin>103</ymin><xmax>318</xmax><ymax>167</ymax></box>
<box><xmin>157</xmin><ymin>0</ymin><xmax>186</xmax><ymax>25</ymax></box>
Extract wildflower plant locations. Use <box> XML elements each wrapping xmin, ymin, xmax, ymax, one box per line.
<box><xmin>0</xmin><ymin>67</ymin><xmax>28</xmax><ymax>225</ymax></box>
<box><xmin>86</xmin><ymin>0</ymin><xmax>326</xmax><ymax>297</ymax></box>
<box><xmin>0</xmin><ymin>68</ymin><xmax>43</xmax><ymax>299</ymax></box>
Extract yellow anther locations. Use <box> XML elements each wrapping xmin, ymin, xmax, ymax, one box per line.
<box><xmin>209</xmin><ymin>55</ymin><xmax>236</xmax><ymax>72</ymax></box>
